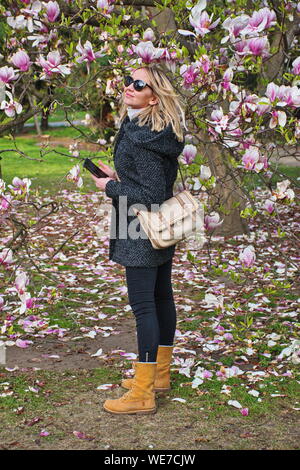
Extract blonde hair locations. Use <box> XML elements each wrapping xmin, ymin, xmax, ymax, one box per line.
<box><xmin>118</xmin><ymin>64</ymin><xmax>187</xmax><ymax>142</ymax></box>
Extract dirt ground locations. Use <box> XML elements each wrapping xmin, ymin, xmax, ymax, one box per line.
<box><xmin>5</xmin><ymin>317</ymin><xmax>137</xmax><ymax>371</ymax></box>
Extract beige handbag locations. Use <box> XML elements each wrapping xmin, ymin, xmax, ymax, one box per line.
<box><xmin>132</xmin><ymin>167</ymin><xmax>206</xmax><ymax>249</ymax></box>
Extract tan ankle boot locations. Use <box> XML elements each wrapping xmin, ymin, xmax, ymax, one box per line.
<box><xmin>122</xmin><ymin>345</ymin><xmax>173</xmax><ymax>392</ymax></box>
<box><xmin>103</xmin><ymin>362</ymin><xmax>157</xmax><ymax>415</ymax></box>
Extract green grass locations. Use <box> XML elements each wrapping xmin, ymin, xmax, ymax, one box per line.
<box><xmin>1</xmin><ymin>367</ymin><xmax>298</xmax><ymax>420</ymax></box>
<box><xmin>0</xmin><ymin>368</ymin><xmax>121</xmax><ymax>416</ymax></box>
<box><xmin>26</xmin><ymin>110</ymin><xmax>87</xmax><ymax>125</ymax></box>
<box><xmin>243</xmin><ymin>165</ymin><xmax>300</xmax><ymax>190</ymax></box>
<box><xmin>0</xmin><ymin>107</ymin><xmax>113</xmax><ymax>191</ymax></box>
<box><xmin>169</xmin><ymin>372</ymin><xmax>300</xmax><ymax>417</ymax></box>
<box><xmin>0</xmin><ymin>134</ymin><xmax>110</xmax><ymax>192</ymax></box>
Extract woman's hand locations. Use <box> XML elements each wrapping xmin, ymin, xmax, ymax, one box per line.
<box><xmin>98</xmin><ymin>160</ymin><xmax>117</xmax><ymax>179</ymax></box>
<box><xmin>91</xmin><ymin>174</ymin><xmax>114</xmax><ymax>191</ymax></box>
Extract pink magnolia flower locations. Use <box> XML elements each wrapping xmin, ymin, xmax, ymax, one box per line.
<box><xmin>272</xmin><ymin>179</ymin><xmax>295</xmax><ymax>201</ymax></box>
<box><xmin>67</xmin><ymin>164</ymin><xmax>83</xmax><ymax>188</ymax></box>
<box><xmin>233</xmin><ymin>38</ymin><xmax>248</xmax><ymax>56</ymax></box>
<box><xmin>27</xmin><ymin>33</ymin><xmax>50</xmax><ymax>48</ymax></box>
<box><xmin>207</xmin><ymin>108</ymin><xmax>229</xmax><ymax>134</ymax></box>
<box><xmin>7</xmin><ymin>1</ymin><xmax>42</xmax><ymax>32</ymax></box>
<box><xmin>239</xmin><ymin>245</ymin><xmax>256</xmax><ymax>267</ymax></box>
<box><xmin>133</xmin><ymin>41</ymin><xmax>165</xmax><ymax>64</ymax></box>
<box><xmin>181</xmin><ymin>144</ymin><xmax>197</xmax><ymax>165</ymax></box>
<box><xmin>265</xmin><ymin>83</ymin><xmax>300</xmax><ymax>108</ymax></box>
<box><xmin>221</xmin><ymin>15</ymin><xmax>250</xmax><ymax>43</ymax></box>
<box><xmin>240</xmin><ymin>408</ymin><xmax>249</xmax><ymax>416</ymax></box>
<box><xmin>96</xmin><ymin>0</ymin><xmax>115</xmax><ymax>14</ymax></box>
<box><xmin>15</xmin><ymin>339</ymin><xmax>32</xmax><ymax>348</ymax></box>
<box><xmin>256</xmin><ymin>97</ymin><xmax>272</xmax><ymax>115</ymax></box>
<box><xmin>199</xmin><ymin>165</ymin><xmax>211</xmax><ymax>180</ymax></box>
<box><xmin>159</xmin><ymin>49</ymin><xmax>178</xmax><ymax>73</ymax></box>
<box><xmin>37</xmin><ymin>51</ymin><xmax>71</xmax><ymax>78</ymax></box>
<box><xmin>203</xmin><ymin>369</ymin><xmax>213</xmax><ymax>379</ymax></box>
<box><xmin>241</xmin><ymin>7</ymin><xmax>276</xmax><ymax>35</ymax></box>
<box><xmin>0</xmin><ymin>90</ymin><xmax>22</xmax><ymax>118</ymax></box>
<box><xmin>0</xmin><ymin>193</ymin><xmax>13</xmax><ymax>214</ymax></box>
<box><xmin>219</xmin><ymin>67</ymin><xmax>239</xmax><ymax>94</ymax></box>
<box><xmin>175</xmin><ymin>357</ymin><xmax>195</xmax><ymax>378</ymax></box>
<box><xmin>44</xmin><ymin>1</ymin><xmax>60</xmax><ymax>22</ymax></box>
<box><xmin>9</xmin><ymin>177</ymin><xmax>31</xmax><ymax>199</ymax></box>
<box><xmin>74</xmin><ymin>40</ymin><xmax>104</xmax><ymax>73</ymax></box>
<box><xmin>242</xmin><ymin>147</ymin><xmax>259</xmax><ymax>170</ymax></box>
<box><xmin>224</xmin><ymin>333</ymin><xmax>234</xmax><ymax>341</ymax></box>
<box><xmin>204</xmin><ymin>212</ymin><xmax>223</xmax><ymax>230</ymax></box>
<box><xmin>240</xmin><ymin>134</ymin><xmax>257</xmax><ymax>150</ymax></box>
<box><xmin>264</xmin><ymin>199</ymin><xmax>275</xmax><ymax>213</ymax></box>
<box><xmin>19</xmin><ymin>292</ymin><xmax>33</xmax><ymax>314</ymax></box>
<box><xmin>215</xmin><ymin>325</ymin><xmax>225</xmax><ymax>333</ymax></box>
<box><xmin>15</xmin><ymin>272</ymin><xmax>29</xmax><ymax>296</ymax></box>
<box><xmin>269</xmin><ymin>110</ymin><xmax>287</xmax><ymax>129</ymax></box>
<box><xmin>0</xmin><ymin>248</ymin><xmax>14</xmax><ymax>266</ymax></box>
<box><xmin>266</xmin><ymin>82</ymin><xmax>280</xmax><ymax>103</ymax></box>
<box><xmin>230</xmin><ymin>93</ymin><xmax>257</xmax><ymax>116</ymax></box>
<box><xmin>242</xmin><ymin>146</ymin><xmax>267</xmax><ymax>172</ymax></box>
<box><xmin>179</xmin><ymin>63</ymin><xmax>200</xmax><ymax>89</ymax></box>
<box><xmin>281</xmin><ymin>86</ymin><xmax>300</xmax><ymax>108</ymax></box>
<box><xmin>190</xmin><ymin>10</ymin><xmax>221</xmax><ymax>37</ymax></box>
<box><xmin>292</xmin><ymin>57</ymin><xmax>300</xmax><ymax>75</ymax></box>
<box><xmin>25</xmin><ymin>297</ymin><xmax>36</xmax><ymax>309</ymax></box>
<box><xmin>179</xmin><ymin>0</ymin><xmax>220</xmax><ymax>38</ymax></box>
<box><xmin>220</xmin><ymin>67</ymin><xmax>233</xmax><ymax>90</ymax></box>
<box><xmin>11</xmin><ymin>50</ymin><xmax>32</xmax><ymax>71</ymax></box>
<box><xmin>143</xmin><ymin>28</ymin><xmax>155</xmax><ymax>41</ymax></box>
<box><xmin>197</xmin><ymin>54</ymin><xmax>212</xmax><ymax>74</ymax></box>
<box><xmin>0</xmin><ymin>66</ymin><xmax>19</xmax><ymax>84</ymax></box>
<box><xmin>247</xmin><ymin>36</ymin><xmax>270</xmax><ymax>58</ymax></box>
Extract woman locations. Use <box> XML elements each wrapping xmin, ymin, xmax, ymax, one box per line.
<box><xmin>91</xmin><ymin>64</ymin><xmax>186</xmax><ymax>415</ymax></box>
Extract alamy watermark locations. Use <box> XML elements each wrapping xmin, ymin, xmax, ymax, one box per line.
<box><xmin>94</xmin><ymin>195</ymin><xmax>204</xmax><ymax>242</ymax></box>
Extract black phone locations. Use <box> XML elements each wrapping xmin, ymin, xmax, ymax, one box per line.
<box><xmin>83</xmin><ymin>158</ymin><xmax>108</xmax><ymax>178</ymax></box>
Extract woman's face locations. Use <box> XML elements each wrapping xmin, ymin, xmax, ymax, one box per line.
<box><xmin>123</xmin><ymin>68</ymin><xmax>158</xmax><ymax>109</ymax></box>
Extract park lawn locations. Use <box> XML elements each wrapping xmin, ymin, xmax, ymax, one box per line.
<box><xmin>25</xmin><ymin>110</ymin><xmax>87</xmax><ymax>124</ymax></box>
<box><xmin>0</xmin><ymin>365</ymin><xmax>299</xmax><ymax>450</ymax></box>
<box><xmin>0</xmin><ymin>129</ymin><xmax>111</xmax><ymax>192</ymax></box>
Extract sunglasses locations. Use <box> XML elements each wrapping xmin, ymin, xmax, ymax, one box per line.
<box><xmin>124</xmin><ymin>75</ymin><xmax>154</xmax><ymax>92</ymax></box>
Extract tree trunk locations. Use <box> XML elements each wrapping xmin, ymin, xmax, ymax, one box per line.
<box><xmin>147</xmin><ymin>6</ymin><xmax>250</xmax><ymax>237</ymax></box>
<box><xmin>201</xmin><ymin>140</ymin><xmax>250</xmax><ymax>237</ymax></box>
<box><xmin>41</xmin><ymin>106</ymin><xmax>50</xmax><ymax>131</ymax></box>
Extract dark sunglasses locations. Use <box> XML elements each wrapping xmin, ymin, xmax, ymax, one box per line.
<box><xmin>124</xmin><ymin>75</ymin><xmax>154</xmax><ymax>92</ymax></box>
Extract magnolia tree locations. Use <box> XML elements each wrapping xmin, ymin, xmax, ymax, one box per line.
<box><xmin>0</xmin><ymin>0</ymin><xmax>299</xmax><ymax>326</ymax></box>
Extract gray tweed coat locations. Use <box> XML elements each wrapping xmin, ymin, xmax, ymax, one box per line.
<box><xmin>105</xmin><ymin>115</ymin><xmax>185</xmax><ymax>267</ymax></box>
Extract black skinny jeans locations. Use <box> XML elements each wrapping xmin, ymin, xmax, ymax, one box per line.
<box><xmin>125</xmin><ymin>258</ymin><xmax>177</xmax><ymax>362</ymax></box>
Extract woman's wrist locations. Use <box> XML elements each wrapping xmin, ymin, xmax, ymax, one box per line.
<box><xmin>105</xmin><ymin>177</ymin><xmax>115</xmax><ymax>186</ymax></box>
